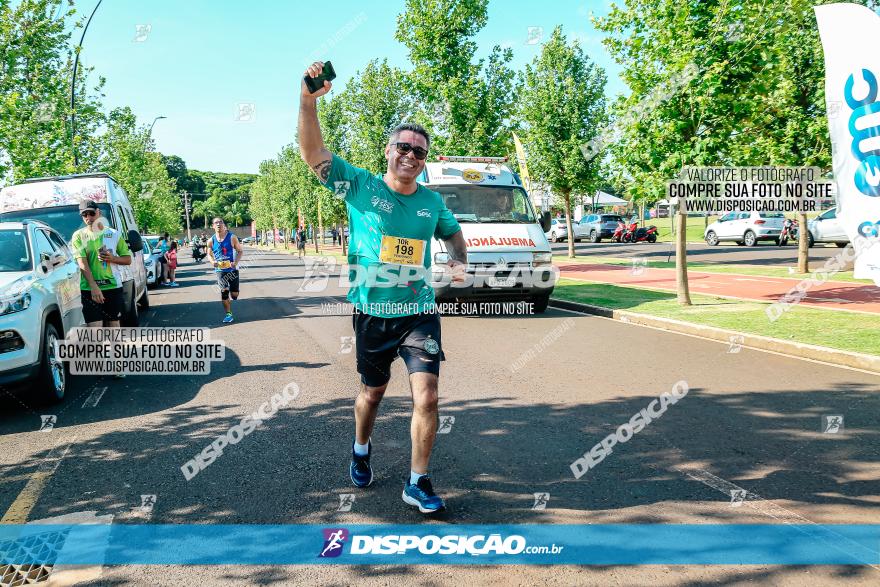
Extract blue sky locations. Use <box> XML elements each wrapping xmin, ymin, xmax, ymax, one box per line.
<box><xmin>72</xmin><ymin>0</ymin><xmax>623</xmax><ymax>174</ymax></box>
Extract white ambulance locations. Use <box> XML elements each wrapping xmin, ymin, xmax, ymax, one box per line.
<box><xmin>418</xmin><ymin>156</ymin><xmax>556</xmax><ymax>312</ymax></box>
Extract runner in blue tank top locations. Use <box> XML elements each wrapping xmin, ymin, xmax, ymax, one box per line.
<box><xmin>206</xmin><ymin>217</ymin><xmax>243</xmax><ymax>323</ymax></box>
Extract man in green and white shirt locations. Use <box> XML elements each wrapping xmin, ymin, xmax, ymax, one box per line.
<box><xmin>299</xmin><ymin>60</ymin><xmax>468</xmax><ymax>514</ymax></box>
<box><xmin>71</xmin><ymin>200</ymin><xmax>132</xmax><ymax>327</ymax></box>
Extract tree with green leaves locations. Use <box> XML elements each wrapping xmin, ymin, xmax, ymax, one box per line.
<box><xmin>344</xmin><ymin>59</ymin><xmax>416</xmax><ymax>174</ymax></box>
<box><xmin>317</xmin><ymin>96</ymin><xmax>350</xmax><ymax>251</ymax></box>
<box><xmin>518</xmin><ymin>26</ymin><xmax>607</xmax><ymax>259</ymax></box>
<box><xmin>738</xmin><ymin>0</ymin><xmax>879</xmax><ymax>272</ymax></box>
<box><xmin>0</xmin><ymin>0</ymin><xmax>105</xmax><ymax>182</ymax></box>
<box><xmin>395</xmin><ymin>0</ymin><xmax>517</xmax><ymax>157</ymax></box>
<box><xmin>595</xmin><ymin>0</ymin><xmax>782</xmax><ymax>303</ymax></box>
<box><xmin>98</xmin><ymin>107</ymin><xmax>180</xmax><ymax>234</ymax></box>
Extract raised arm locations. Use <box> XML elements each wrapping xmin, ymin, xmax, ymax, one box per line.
<box><xmin>298</xmin><ymin>61</ymin><xmax>334</xmax><ymax>182</ymax></box>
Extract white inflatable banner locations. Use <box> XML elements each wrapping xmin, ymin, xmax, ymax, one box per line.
<box><xmin>815</xmin><ymin>2</ymin><xmax>880</xmax><ymax>284</ymax></box>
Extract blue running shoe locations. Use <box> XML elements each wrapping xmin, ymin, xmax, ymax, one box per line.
<box><xmin>402</xmin><ymin>475</ymin><xmax>445</xmax><ymax>513</ymax></box>
<box><xmin>222</xmin><ymin>313</ymin><xmax>234</xmax><ymax>324</ymax></box>
<box><xmin>349</xmin><ymin>441</ymin><xmax>373</xmax><ymax>488</ymax></box>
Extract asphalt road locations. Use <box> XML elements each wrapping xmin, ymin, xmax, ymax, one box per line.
<box><xmin>551</xmin><ymin>239</ymin><xmax>849</xmax><ymax>268</ymax></box>
<box><xmin>0</xmin><ymin>247</ymin><xmax>878</xmax><ymax>585</ymax></box>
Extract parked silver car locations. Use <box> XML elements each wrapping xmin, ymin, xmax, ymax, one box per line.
<box><xmin>579</xmin><ymin>213</ymin><xmax>625</xmax><ymax>243</ymax></box>
<box><xmin>806</xmin><ymin>207</ymin><xmax>848</xmax><ymax>247</ymax></box>
<box><xmin>545</xmin><ymin>218</ymin><xmax>588</xmax><ymax>243</ymax></box>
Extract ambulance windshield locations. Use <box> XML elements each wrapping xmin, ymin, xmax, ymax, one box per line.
<box><xmin>434</xmin><ymin>185</ymin><xmax>537</xmax><ymax>224</ymax></box>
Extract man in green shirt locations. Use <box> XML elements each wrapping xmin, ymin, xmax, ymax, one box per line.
<box><xmin>71</xmin><ymin>200</ymin><xmax>132</xmax><ymax>327</ymax></box>
<box><xmin>299</xmin><ymin>61</ymin><xmax>468</xmax><ymax>514</ymax></box>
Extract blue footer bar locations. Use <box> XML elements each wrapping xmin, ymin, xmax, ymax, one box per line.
<box><xmin>0</xmin><ymin>524</ymin><xmax>878</xmax><ymax>565</ymax></box>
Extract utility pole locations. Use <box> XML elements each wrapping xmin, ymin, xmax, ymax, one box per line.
<box><xmin>182</xmin><ymin>191</ymin><xmax>192</xmax><ymax>243</ymax></box>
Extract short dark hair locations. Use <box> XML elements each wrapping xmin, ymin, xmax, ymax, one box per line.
<box><xmin>389</xmin><ymin>123</ymin><xmax>430</xmax><ymax>149</ymax></box>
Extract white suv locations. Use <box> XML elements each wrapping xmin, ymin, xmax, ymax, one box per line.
<box><xmin>0</xmin><ymin>221</ymin><xmax>84</xmax><ymax>403</ymax></box>
<box><xmin>704</xmin><ymin>211</ymin><xmax>785</xmax><ymax>246</ymax></box>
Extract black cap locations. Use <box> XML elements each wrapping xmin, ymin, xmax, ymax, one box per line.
<box><xmin>79</xmin><ymin>200</ymin><xmax>99</xmax><ymax>212</ymax></box>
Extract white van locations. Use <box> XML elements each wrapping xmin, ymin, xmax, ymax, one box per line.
<box><xmin>0</xmin><ymin>173</ymin><xmax>149</xmax><ymax>326</ymax></box>
<box><xmin>418</xmin><ymin>156</ymin><xmax>556</xmax><ymax>312</ymax></box>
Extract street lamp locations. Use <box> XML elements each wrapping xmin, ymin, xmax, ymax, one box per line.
<box><xmin>148</xmin><ymin>116</ymin><xmax>167</xmax><ymax>136</ymax></box>
<box><xmin>69</xmin><ymin>0</ymin><xmax>103</xmax><ymax>169</ymax></box>
<box><xmin>146</xmin><ymin>116</ymin><xmax>167</xmax><ymax>150</ymax></box>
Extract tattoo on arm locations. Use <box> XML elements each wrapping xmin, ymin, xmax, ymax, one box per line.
<box><xmin>313</xmin><ymin>159</ymin><xmax>331</xmax><ymax>182</ymax></box>
<box><xmin>444</xmin><ymin>231</ymin><xmax>468</xmax><ymax>263</ymax></box>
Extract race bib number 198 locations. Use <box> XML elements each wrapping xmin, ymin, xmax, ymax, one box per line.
<box><xmin>379</xmin><ymin>236</ymin><xmax>426</xmax><ymax>266</ymax></box>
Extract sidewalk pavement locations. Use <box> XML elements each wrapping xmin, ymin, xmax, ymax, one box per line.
<box><xmin>556</xmin><ymin>262</ymin><xmax>880</xmax><ymax>314</ymax></box>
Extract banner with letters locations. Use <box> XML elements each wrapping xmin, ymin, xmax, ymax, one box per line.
<box><xmin>815</xmin><ymin>2</ymin><xmax>880</xmax><ymax>284</ymax></box>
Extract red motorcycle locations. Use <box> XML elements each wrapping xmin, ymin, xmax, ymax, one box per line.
<box><xmin>610</xmin><ymin>221</ymin><xmax>627</xmax><ymax>243</ymax></box>
<box><xmin>778</xmin><ymin>218</ymin><xmax>798</xmax><ymax>246</ymax></box>
<box><xmin>622</xmin><ymin>221</ymin><xmax>658</xmax><ymax>243</ymax></box>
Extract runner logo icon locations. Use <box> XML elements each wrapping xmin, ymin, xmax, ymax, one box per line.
<box><xmin>319</xmin><ymin>528</ymin><xmax>349</xmax><ymax>558</ymax></box>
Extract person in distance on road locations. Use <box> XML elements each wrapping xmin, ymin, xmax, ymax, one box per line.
<box><xmin>164</xmin><ymin>241</ymin><xmax>179</xmax><ymax>287</ymax></box>
<box><xmin>298</xmin><ymin>60</ymin><xmax>468</xmax><ymax>515</ymax></box>
<box><xmin>296</xmin><ymin>226</ymin><xmax>306</xmax><ymax>260</ymax></box>
<box><xmin>206</xmin><ymin>217</ymin><xmax>243</xmax><ymax>324</ymax></box>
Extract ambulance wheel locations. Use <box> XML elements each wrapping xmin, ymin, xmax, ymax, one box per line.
<box><xmin>531</xmin><ymin>293</ymin><xmax>551</xmax><ymax>314</ymax></box>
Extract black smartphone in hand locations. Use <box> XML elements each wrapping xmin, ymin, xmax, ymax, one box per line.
<box><xmin>304</xmin><ymin>61</ymin><xmax>336</xmax><ymax>94</ymax></box>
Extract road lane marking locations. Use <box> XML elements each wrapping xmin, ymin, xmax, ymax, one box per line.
<box><xmin>81</xmin><ymin>386</ymin><xmax>107</xmax><ymax>409</ymax></box>
<box><xmin>683</xmin><ymin>468</ymin><xmax>879</xmax><ymax>569</ymax></box>
<box><xmin>0</xmin><ymin>435</ymin><xmax>78</xmax><ymax>524</ymax></box>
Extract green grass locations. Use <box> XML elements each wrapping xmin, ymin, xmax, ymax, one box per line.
<box><xmin>552</xmin><ymin>254</ymin><xmax>860</xmax><ymax>282</ymax></box>
<box><xmin>552</xmin><ymin>279</ymin><xmax>880</xmax><ymax>356</ymax></box>
<box><xmin>653</xmin><ymin>216</ymin><xmax>714</xmax><ymax>243</ymax></box>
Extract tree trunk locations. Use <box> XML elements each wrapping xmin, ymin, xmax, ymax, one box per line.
<box><xmin>272</xmin><ymin>218</ymin><xmax>279</xmax><ymax>249</ymax></box>
<box><xmin>563</xmin><ymin>191</ymin><xmax>575</xmax><ymax>259</ymax></box>
<box><xmin>676</xmin><ymin>208</ymin><xmax>692</xmax><ymax>305</ymax></box>
<box><xmin>797</xmin><ymin>212</ymin><xmax>809</xmax><ymax>273</ymax></box>
<box><xmin>341</xmin><ymin>223</ymin><xmax>347</xmax><ymax>256</ymax></box>
<box><xmin>318</xmin><ymin>199</ymin><xmax>324</xmax><ymax>246</ymax></box>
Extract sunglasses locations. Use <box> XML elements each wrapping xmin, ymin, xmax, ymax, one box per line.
<box><xmin>392</xmin><ymin>142</ymin><xmax>428</xmax><ymax>160</ymax></box>
<box><xmin>80</xmin><ymin>210</ymin><xmax>96</xmax><ymax>218</ymax></box>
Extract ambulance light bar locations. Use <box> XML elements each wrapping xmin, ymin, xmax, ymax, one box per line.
<box><xmin>437</xmin><ymin>156</ymin><xmax>509</xmax><ymax>163</ymax></box>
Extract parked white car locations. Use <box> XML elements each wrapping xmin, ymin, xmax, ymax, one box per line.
<box><xmin>806</xmin><ymin>207</ymin><xmax>848</xmax><ymax>248</ymax></box>
<box><xmin>704</xmin><ymin>212</ymin><xmax>785</xmax><ymax>246</ymax></box>
<box><xmin>142</xmin><ymin>239</ymin><xmax>163</xmax><ymax>287</ymax></box>
<box><xmin>0</xmin><ymin>220</ymin><xmax>84</xmax><ymax>402</ymax></box>
<box><xmin>0</xmin><ymin>173</ymin><xmax>149</xmax><ymax>325</ymax></box>
<box><xmin>545</xmin><ymin>217</ymin><xmax>588</xmax><ymax>243</ymax></box>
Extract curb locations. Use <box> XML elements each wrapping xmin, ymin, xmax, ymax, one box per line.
<box><xmin>549</xmin><ymin>298</ymin><xmax>880</xmax><ymax>374</ymax></box>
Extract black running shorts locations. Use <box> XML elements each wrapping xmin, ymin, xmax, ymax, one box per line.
<box><xmin>80</xmin><ymin>287</ymin><xmax>124</xmax><ymax>323</ymax></box>
<box><xmin>352</xmin><ymin>311</ymin><xmax>444</xmax><ymax>387</ymax></box>
<box><xmin>216</xmin><ymin>270</ymin><xmax>239</xmax><ymax>299</ymax></box>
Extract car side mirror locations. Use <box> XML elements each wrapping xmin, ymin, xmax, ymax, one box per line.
<box><xmin>127</xmin><ymin>229</ymin><xmax>144</xmax><ymax>253</ymax></box>
<box><xmin>540</xmin><ymin>211</ymin><xmax>551</xmax><ymax>232</ymax></box>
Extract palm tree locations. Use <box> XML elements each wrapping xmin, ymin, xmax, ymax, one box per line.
<box><xmin>191</xmin><ymin>200</ymin><xmax>210</xmax><ymax>230</ymax></box>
